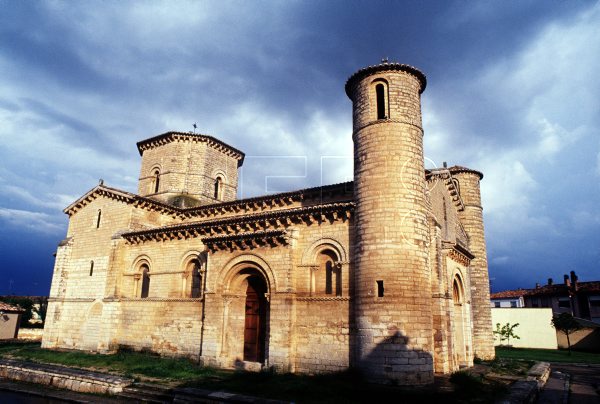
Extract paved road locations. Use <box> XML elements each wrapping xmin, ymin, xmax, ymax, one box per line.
<box><xmin>0</xmin><ymin>378</ymin><xmax>125</xmax><ymax>403</ymax></box>
<box><xmin>550</xmin><ymin>364</ymin><xmax>600</xmax><ymax>404</ymax></box>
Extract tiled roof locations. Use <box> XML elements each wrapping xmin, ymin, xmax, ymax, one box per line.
<box><xmin>64</xmin><ymin>181</ymin><xmax>354</xmax><ymax>219</ymax></box>
<box><xmin>136</xmin><ymin>131</ymin><xmax>245</xmax><ymax>164</ymax></box>
<box><xmin>0</xmin><ymin>302</ymin><xmax>24</xmax><ymax>312</ymax></box>
<box><xmin>447</xmin><ymin>165</ymin><xmax>484</xmax><ymax>180</ymax></box>
<box><xmin>345</xmin><ymin>62</ymin><xmax>427</xmax><ymax>96</ymax></box>
<box><xmin>490</xmin><ymin>289</ymin><xmax>528</xmax><ymax>299</ymax></box>
<box><xmin>526</xmin><ymin>284</ymin><xmax>570</xmax><ymax>297</ymax></box>
<box><xmin>578</xmin><ymin>281</ymin><xmax>600</xmax><ymax>293</ymax></box>
<box><xmin>491</xmin><ymin>281</ymin><xmax>600</xmax><ymax>300</ymax></box>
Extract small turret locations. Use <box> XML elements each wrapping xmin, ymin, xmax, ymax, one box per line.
<box><xmin>448</xmin><ymin>165</ymin><xmax>495</xmax><ymax>360</ymax></box>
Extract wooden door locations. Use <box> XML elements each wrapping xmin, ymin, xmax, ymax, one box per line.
<box><xmin>243</xmin><ymin>280</ymin><xmax>266</xmax><ymax>362</ymax></box>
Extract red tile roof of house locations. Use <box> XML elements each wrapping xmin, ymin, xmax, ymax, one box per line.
<box><xmin>491</xmin><ymin>281</ymin><xmax>600</xmax><ymax>300</ymax></box>
<box><xmin>490</xmin><ymin>289</ymin><xmax>528</xmax><ymax>299</ymax></box>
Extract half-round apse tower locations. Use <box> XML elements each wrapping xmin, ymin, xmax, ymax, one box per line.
<box><xmin>346</xmin><ymin>62</ymin><xmax>433</xmax><ymax>384</ymax></box>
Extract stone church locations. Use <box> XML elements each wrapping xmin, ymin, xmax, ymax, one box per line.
<box><xmin>42</xmin><ymin>62</ymin><xmax>495</xmax><ymax>385</ymax></box>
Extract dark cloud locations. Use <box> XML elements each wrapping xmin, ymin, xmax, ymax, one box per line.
<box><xmin>0</xmin><ymin>1</ymin><xmax>599</xmax><ymax>296</ymax></box>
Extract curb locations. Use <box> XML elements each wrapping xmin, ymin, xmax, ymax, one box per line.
<box><xmin>0</xmin><ymin>358</ymin><xmax>289</xmax><ymax>403</ymax></box>
<box><xmin>495</xmin><ymin>361</ymin><xmax>550</xmax><ymax>404</ymax></box>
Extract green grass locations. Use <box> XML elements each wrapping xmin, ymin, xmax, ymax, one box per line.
<box><xmin>0</xmin><ymin>342</ymin><xmax>220</xmax><ymax>381</ymax></box>
<box><xmin>0</xmin><ymin>342</ymin><xmax>508</xmax><ymax>403</ymax></box>
<box><xmin>496</xmin><ymin>346</ymin><xmax>600</xmax><ymax>364</ymax></box>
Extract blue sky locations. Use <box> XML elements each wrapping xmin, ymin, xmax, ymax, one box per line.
<box><xmin>1</xmin><ymin>1</ymin><xmax>599</xmax><ymax>296</ymax></box>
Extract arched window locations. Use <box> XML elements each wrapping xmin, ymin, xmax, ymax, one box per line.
<box><xmin>152</xmin><ymin>169</ymin><xmax>160</xmax><ymax>194</ymax></box>
<box><xmin>96</xmin><ymin>209</ymin><xmax>101</xmax><ymax>228</ymax></box>
<box><xmin>140</xmin><ymin>264</ymin><xmax>150</xmax><ymax>298</ymax></box>
<box><xmin>376</xmin><ymin>83</ymin><xmax>387</xmax><ymax>120</ymax></box>
<box><xmin>89</xmin><ymin>261</ymin><xmax>94</xmax><ymax>276</ymax></box>
<box><xmin>316</xmin><ymin>250</ymin><xmax>341</xmax><ymax>296</ymax></box>
<box><xmin>214</xmin><ymin>176</ymin><xmax>224</xmax><ymax>200</ymax></box>
<box><xmin>188</xmin><ymin>259</ymin><xmax>203</xmax><ymax>298</ymax></box>
<box><xmin>453</xmin><ymin>278</ymin><xmax>463</xmax><ymax>304</ymax></box>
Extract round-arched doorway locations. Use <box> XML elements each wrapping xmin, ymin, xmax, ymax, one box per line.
<box><xmin>221</xmin><ymin>265</ymin><xmax>271</xmax><ymax>366</ymax></box>
<box><xmin>243</xmin><ymin>275</ymin><xmax>268</xmax><ymax>362</ymax></box>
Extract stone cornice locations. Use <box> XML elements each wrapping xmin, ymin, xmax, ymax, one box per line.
<box><xmin>203</xmin><ymin>230</ymin><xmax>290</xmax><ymax>252</ymax></box>
<box><xmin>352</xmin><ymin>118</ymin><xmax>423</xmax><ymax>140</ymax></box>
<box><xmin>64</xmin><ymin>184</ymin><xmax>179</xmax><ymax>218</ymax></box>
<box><xmin>426</xmin><ymin>169</ymin><xmax>465</xmax><ymax>211</ymax></box>
<box><xmin>443</xmin><ymin>241</ymin><xmax>475</xmax><ymax>266</ymax></box>
<box><xmin>122</xmin><ymin>202</ymin><xmax>354</xmax><ymax>244</ymax></box>
<box><xmin>64</xmin><ymin>182</ymin><xmax>354</xmax><ymax>220</ymax></box>
<box><xmin>182</xmin><ymin>181</ymin><xmax>353</xmax><ymax>219</ymax></box>
<box><xmin>296</xmin><ymin>296</ymin><xmax>350</xmax><ymax>301</ymax></box>
<box><xmin>345</xmin><ymin>62</ymin><xmax>427</xmax><ymax>97</ymax></box>
<box><xmin>136</xmin><ymin>131</ymin><xmax>245</xmax><ymax>166</ymax></box>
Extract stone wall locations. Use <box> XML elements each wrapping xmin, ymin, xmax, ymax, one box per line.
<box><xmin>294</xmin><ymin>299</ymin><xmax>350</xmax><ymax>373</ymax></box>
<box><xmin>138</xmin><ymin>136</ymin><xmax>239</xmax><ymax>205</ymax></box>
<box><xmin>116</xmin><ymin>300</ymin><xmax>203</xmax><ymax>357</ymax></box>
<box><xmin>17</xmin><ymin>328</ymin><xmax>43</xmax><ymax>341</ymax></box>
<box><xmin>491</xmin><ymin>308</ymin><xmax>557</xmax><ymax>349</ymax></box>
<box><xmin>0</xmin><ymin>313</ymin><xmax>21</xmax><ymax>340</ymax></box>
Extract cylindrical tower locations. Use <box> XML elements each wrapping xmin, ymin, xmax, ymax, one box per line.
<box><xmin>346</xmin><ymin>62</ymin><xmax>433</xmax><ymax>385</ymax></box>
<box><xmin>449</xmin><ymin>166</ymin><xmax>495</xmax><ymax>360</ymax></box>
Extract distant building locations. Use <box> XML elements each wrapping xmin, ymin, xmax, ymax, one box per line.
<box><xmin>0</xmin><ymin>296</ymin><xmax>48</xmax><ymax>325</ymax></box>
<box><xmin>0</xmin><ymin>302</ymin><xmax>24</xmax><ymax>339</ymax></box>
<box><xmin>491</xmin><ymin>271</ymin><xmax>600</xmax><ymax>323</ymax></box>
<box><xmin>490</xmin><ymin>289</ymin><xmax>527</xmax><ymax>308</ymax></box>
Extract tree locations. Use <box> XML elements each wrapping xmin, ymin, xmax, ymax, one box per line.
<box><xmin>493</xmin><ymin>322</ymin><xmax>520</xmax><ymax>347</ymax></box>
<box><xmin>551</xmin><ymin>313</ymin><xmax>582</xmax><ymax>355</ymax></box>
<box><xmin>493</xmin><ymin>323</ymin><xmax>504</xmax><ymax>344</ymax></box>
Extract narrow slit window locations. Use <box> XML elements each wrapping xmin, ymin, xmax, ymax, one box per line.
<box><xmin>325</xmin><ymin>261</ymin><xmax>333</xmax><ymax>295</ymax></box>
<box><xmin>376</xmin><ymin>280</ymin><xmax>384</xmax><ymax>298</ymax></box>
<box><xmin>376</xmin><ymin>83</ymin><xmax>386</xmax><ymax>119</ymax></box>
<box><xmin>140</xmin><ymin>265</ymin><xmax>150</xmax><ymax>298</ymax></box>
<box><xmin>190</xmin><ymin>259</ymin><xmax>202</xmax><ymax>298</ymax></box>
<box><xmin>153</xmin><ymin>170</ymin><xmax>160</xmax><ymax>193</ymax></box>
<box><xmin>214</xmin><ymin>177</ymin><xmax>223</xmax><ymax>200</ymax></box>
<box><xmin>89</xmin><ymin>261</ymin><xmax>94</xmax><ymax>276</ymax></box>
<box><xmin>96</xmin><ymin>210</ymin><xmax>101</xmax><ymax>228</ymax></box>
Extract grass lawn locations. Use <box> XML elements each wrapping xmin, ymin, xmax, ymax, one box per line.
<box><xmin>495</xmin><ymin>346</ymin><xmax>600</xmax><ymax>364</ymax></box>
<box><xmin>0</xmin><ymin>341</ymin><xmax>510</xmax><ymax>403</ymax></box>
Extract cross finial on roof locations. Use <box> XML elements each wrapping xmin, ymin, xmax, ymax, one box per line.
<box><xmin>381</xmin><ymin>57</ymin><xmax>389</xmax><ymax>64</ymax></box>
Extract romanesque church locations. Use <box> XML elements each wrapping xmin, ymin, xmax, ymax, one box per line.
<box><xmin>43</xmin><ymin>62</ymin><xmax>495</xmax><ymax>385</ymax></box>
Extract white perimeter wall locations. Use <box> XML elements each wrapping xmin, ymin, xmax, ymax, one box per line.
<box><xmin>491</xmin><ymin>308</ymin><xmax>557</xmax><ymax>349</ymax></box>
